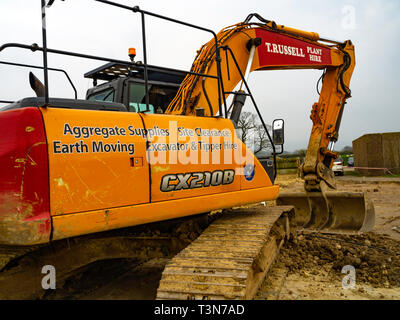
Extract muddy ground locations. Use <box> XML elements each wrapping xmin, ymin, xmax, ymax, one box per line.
<box><xmin>44</xmin><ymin>174</ymin><xmax>400</xmax><ymax>300</ymax></box>
<box><xmin>256</xmin><ymin>174</ymin><xmax>400</xmax><ymax>300</ymax></box>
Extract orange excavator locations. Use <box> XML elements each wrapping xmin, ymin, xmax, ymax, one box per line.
<box><xmin>0</xmin><ymin>1</ymin><xmax>374</xmax><ymax>299</ymax></box>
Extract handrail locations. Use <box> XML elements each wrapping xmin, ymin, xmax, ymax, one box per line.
<box><xmin>222</xmin><ymin>46</ymin><xmax>277</xmax><ymax>179</ymax></box>
<box><xmin>1</xmin><ymin>1</ymin><xmax>229</xmax><ymax>117</ymax></box>
<box><xmin>0</xmin><ymin>43</ymin><xmax>218</xmax><ymax>81</ymax></box>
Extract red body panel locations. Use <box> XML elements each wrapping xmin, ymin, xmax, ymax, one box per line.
<box><xmin>0</xmin><ymin>107</ymin><xmax>50</xmax><ymax>245</ymax></box>
<box><xmin>255</xmin><ymin>29</ymin><xmax>332</xmax><ymax>67</ymax></box>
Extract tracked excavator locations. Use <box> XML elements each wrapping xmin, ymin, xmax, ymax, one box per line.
<box><xmin>0</xmin><ymin>1</ymin><xmax>374</xmax><ymax>299</ymax></box>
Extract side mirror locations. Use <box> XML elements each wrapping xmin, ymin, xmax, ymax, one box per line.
<box><xmin>272</xmin><ymin>119</ymin><xmax>284</xmax><ymax>145</ymax></box>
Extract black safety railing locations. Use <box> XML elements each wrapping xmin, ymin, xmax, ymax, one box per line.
<box><xmin>94</xmin><ymin>0</ymin><xmax>227</xmax><ymax>117</ymax></box>
<box><xmin>0</xmin><ymin>0</ymin><xmax>226</xmax><ymax>117</ymax></box>
<box><xmin>0</xmin><ymin>42</ymin><xmax>220</xmax><ymax>108</ymax></box>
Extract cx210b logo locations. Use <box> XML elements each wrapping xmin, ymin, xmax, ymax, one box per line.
<box><xmin>161</xmin><ymin>170</ymin><xmax>235</xmax><ymax>192</ymax></box>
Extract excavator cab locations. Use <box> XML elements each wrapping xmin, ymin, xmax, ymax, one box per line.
<box><xmin>84</xmin><ymin>62</ymin><xmax>186</xmax><ymax>115</ymax></box>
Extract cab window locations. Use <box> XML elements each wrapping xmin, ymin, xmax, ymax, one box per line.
<box><xmin>87</xmin><ymin>88</ymin><xmax>114</xmax><ymax>102</ymax></box>
<box><xmin>129</xmin><ymin>82</ymin><xmax>178</xmax><ymax>114</ymax></box>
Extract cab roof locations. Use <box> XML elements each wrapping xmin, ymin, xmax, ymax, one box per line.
<box><xmin>84</xmin><ymin>62</ymin><xmax>187</xmax><ymax>85</ymax></box>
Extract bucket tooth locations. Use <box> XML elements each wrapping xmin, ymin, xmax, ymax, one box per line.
<box><xmin>277</xmin><ymin>191</ymin><xmax>375</xmax><ymax>234</ymax></box>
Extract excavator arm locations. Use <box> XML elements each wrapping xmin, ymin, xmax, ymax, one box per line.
<box><xmin>166</xmin><ymin>16</ymin><xmax>354</xmax><ymax>192</ymax></box>
<box><xmin>166</xmin><ymin>16</ymin><xmax>374</xmax><ymax>233</ymax></box>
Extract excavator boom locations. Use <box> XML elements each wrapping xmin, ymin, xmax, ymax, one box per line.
<box><xmin>166</xmin><ymin>16</ymin><xmax>374</xmax><ymax>233</ymax></box>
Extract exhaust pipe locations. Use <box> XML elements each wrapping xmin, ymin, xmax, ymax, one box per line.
<box><xmin>29</xmin><ymin>72</ymin><xmax>46</xmax><ymax>97</ymax></box>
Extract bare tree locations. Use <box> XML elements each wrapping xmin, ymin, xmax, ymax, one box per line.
<box><xmin>236</xmin><ymin>111</ymin><xmax>272</xmax><ymax>155</ymax></box>
<box><xmin>237</xmin><ymin>112</ymin><xmax>256</xmax><ymax>145</ymax></box>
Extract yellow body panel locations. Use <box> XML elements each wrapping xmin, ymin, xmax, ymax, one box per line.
<box><xmin>52</xmin><ymin>185</ymin><xmax>279</xmax><ymax>240</ymax></box>
<box><xmin>143</xmin><ymin>114</ymin><xmax>241</xmax><ymax>202</ymax></box>
<box><xmin>42</xmin><ymin>107</ymin><xmax>150</xmax><ymax>215</ymax></box>
<box><xmin>41</xmin><ymin>107</ymin><xmax>277</xmax><ymax>240</ymax></box>
<box><xmin>39</xmin><ymin>22</ymin><xmax>355</xmax><ymax>241</ymax></box>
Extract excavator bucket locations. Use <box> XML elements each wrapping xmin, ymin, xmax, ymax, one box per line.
<box><xmin>277</xmin><ymin>191</ymin><xmax>375</xmax><ymax>233</ymax></box>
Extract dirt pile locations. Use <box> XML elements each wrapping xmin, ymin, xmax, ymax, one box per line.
<box><xmin>280</xmin><ymin>232</ymin><xmax>400</xmax><ymax>288</ymax></box>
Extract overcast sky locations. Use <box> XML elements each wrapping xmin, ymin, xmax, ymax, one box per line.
<box><xmin>0</xmin><ymin>0</ymin><xmax>399</xmax><ymax>152</ymax></box>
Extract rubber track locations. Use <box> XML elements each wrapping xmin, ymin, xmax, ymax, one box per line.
<box><xmin>156</xmin><ymin>205</ymin><xmax>295</xmax><ymax>300</ymax></box>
